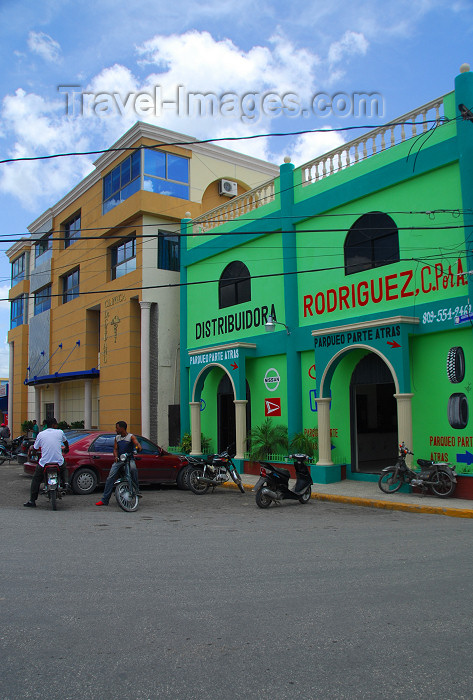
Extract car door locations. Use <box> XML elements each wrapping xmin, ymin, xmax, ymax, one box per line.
<box><xmin>135</xmin><ymin>436</ymin><xmax>175</xmax><ymax>481</ymax></box>
<box><xmin>87</xmin><ymin>434</ymin><xmax>116</xmax><ymax>481</ymax></box>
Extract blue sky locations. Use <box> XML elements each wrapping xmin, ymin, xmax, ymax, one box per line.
<box><xmin>0</xmin><ymin>0</ymin><xmax>472</xmax><ymax>374</ymax></box>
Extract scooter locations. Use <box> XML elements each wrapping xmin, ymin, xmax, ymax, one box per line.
<box><xmin>378</xmin><ymin>442</ymin><xmax>457</xmax><ymax>498</ymax></box>
<box><xmin>253</xmin><ymin>454</ymin><xmax>313</xmax><ymax>508</ymax></box>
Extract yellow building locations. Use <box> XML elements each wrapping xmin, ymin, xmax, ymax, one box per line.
<box><xmin>7</xmin><ymin>122</ymin><xmax>277</xmax><ymax>445</ymax></box>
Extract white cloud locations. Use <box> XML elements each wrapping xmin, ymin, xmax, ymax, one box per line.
<box><xmin>328</xmin><ymin>31</ymin><xmax>369</xmax><ymax>65</ymax></box>
<box><xmin>27</xmin><ymin>31</ymin><xmax>62</xmax><ymax>64</ymax></box>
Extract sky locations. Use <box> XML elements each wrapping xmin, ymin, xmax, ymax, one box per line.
<box><xmin>0</xmin><ymin>0</ymin><xmax>472</xmax><ymax>376</ymax></box>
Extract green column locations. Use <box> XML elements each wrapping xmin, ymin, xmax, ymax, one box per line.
<box><xmin>455</xmin><ymin>65</ymin><xmax>473</xmax><ymax>305</ymax></box>
<box><xmin>180</xmin><ymin>216</ymin><xmax>191</xmax><ymax>438</ymax></box>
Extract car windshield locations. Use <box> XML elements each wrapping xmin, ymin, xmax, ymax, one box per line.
<box><xmin>64</xmin><ymin>430</ymin><xmax>91</xmax><ymax>446</ymax></box>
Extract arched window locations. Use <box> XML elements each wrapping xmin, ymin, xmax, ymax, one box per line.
<box><xmin>344</xmin><ymin>212</ymin><xmax>399</xmax><ymax>275</ymax></box>
<box><xmin>219</xmin><ymin>261</ymin><xmax>251</xmax><ymax>309</ymax></box>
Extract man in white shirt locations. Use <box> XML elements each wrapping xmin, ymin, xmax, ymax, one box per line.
<box><xmin>23</xmin><ymin>417</ymin><xmax>69</xmax><ymax>508</ymax></box>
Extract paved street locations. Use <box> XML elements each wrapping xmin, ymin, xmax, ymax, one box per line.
<box><xmin>2</xmin><ymin>462</ymin><xmax>473</xmax><ymax>699</ymax></box>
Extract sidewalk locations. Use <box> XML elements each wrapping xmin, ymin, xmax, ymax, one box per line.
<box><xmin>229</xmin><ymin>473</ymin><xmax>473</xmax><ymax>519</ymax></box>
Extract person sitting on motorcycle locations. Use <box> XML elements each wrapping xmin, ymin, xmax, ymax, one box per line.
<box><xmin>1</xmin><ymin>423</ymin><xmax>11</xmax><ymax>443</ymax></box>
<box><xmin>95</xmin><ymin>421</ymin><xmax>142</xmax><ymax>506</ymax></box>
<box><xmin>23</xmin><ymin>417</ymin><xmax>70</xmax><ymax>508</ymax></box>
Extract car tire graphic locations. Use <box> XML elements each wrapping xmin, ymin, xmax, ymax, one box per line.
<box><xmin>447</xmin><ymin>393</ymin><xmax>469</xmax><ymax>429</ymax></box>
<box><xmin>446</xmin><ymin>346</ymin><xmax>465</xmax><ymax>384</ymax></box>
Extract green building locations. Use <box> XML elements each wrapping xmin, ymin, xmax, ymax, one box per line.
<box><xmin>179</xmin><ymin>65</ymin><xmax>473</xmax><ymax>491</ymax></box>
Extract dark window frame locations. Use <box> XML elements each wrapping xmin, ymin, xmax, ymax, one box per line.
<box><xmin>62</xmin><ymin>268</ymin><xmax>80</xmax><ymax>304</ymax></box>
<box><xmin>158</xmin><ymin>230</ymin><xmax>180</xmax><ymax>271</ymax></box>
<box><xmin>218</xmin><ymin>261</ymin><xmax>251</xmax><ymax>309</ymax></box>
<box><xmin>35</xmin><ymin>233</ymin><xmax>52</xmax><ymax>260</ymax></box>
<box><xmin>344</xmin><ymin>212</ymin><xmax>400</xmax><ymax>276</ymax></box>
<box><xmin>111</xmin><ymin>236</ymin><xmax>136</xmax><ymax>280</ymax></box>
<box><xmin>10</xmin><ymin>295</ymin><xmax>24</xmax><ymax>329</ymax></box>
<box><xmin>11</xmin><ymin>253</ymin><xmax>26</xmax><ymax>283</ymax></box>
<box><xmin>64</xmin><ymin>212</ymin><xmax>81</xmax><ymax>249</ymax></box>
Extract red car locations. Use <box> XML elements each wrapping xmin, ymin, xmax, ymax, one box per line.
<box><xmin>23</xmin><ymin>430</ymin><xmax>189</xmax><ymax>495</ymax></box>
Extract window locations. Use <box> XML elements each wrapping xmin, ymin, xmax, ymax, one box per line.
<box><xmin>90</xmin><ymin>435</ymin><xmax>115</xmax><ymax>453</ymax></box>
<box><xmin>219</xmin><ymin>261</ymin><xmax>251</xmax><ymax>309</ymax></box>
<box><xmin>11</xmin><ymin>254</ymin><xmax>26</xmax><ymax>283</ymax></box>
<box><xmin>35</xmin><ymin>233</ymin><xmax>52</xmax><ymax>262</ymax></box>
<box><xmin>143</xmin><ymin>149</ymin><xmax>189</xmax><ymax>200</ymax></box>
<box><xmin>63</xmin><ymin>269</ymin><xmax>80</xmax><ymax>303</ymax></box>
<box><xmin>64</xmin><ymin>212</ymin><xmax>81</xmax><ymax>248</ymax></box>
<box><xmin>103</xmin><ymin>151</ymin><xmax>141</xmax><ymax>214</ymax></box>
<box><xmin>344</xmin><ymin>212</ymin><xmax>400</xmax><ymax>275</ymax></box>
<box><xmin>10</xmin><ymin>296</ymin><xmax>24</xmax><ymax>329</ymax></box>
<box><xmin>34</xmin><ymin>285</ymin><xmax>52</xmax><ymax>315</ymax></box>
<box><xmin>158</xmin><ymin>231</ymin><xmax>180</xmax><ymax>271</ymax></box>
<box><xmin>111</xmin><ymin>237</ymin><xmax>136</xmax><ymax>280</ymax></box>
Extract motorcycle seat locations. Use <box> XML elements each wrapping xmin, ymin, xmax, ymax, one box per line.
<box><xmin>272</xmin><ymin>465</ymin><xmax>291</xmax><ymax>479</ymax></box>
<box><xmin>417</xmin><ymin>459</ymin><xmax>433</xmax><ymax>468</ymax></box>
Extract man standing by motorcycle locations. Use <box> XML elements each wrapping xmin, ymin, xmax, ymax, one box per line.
<box><xmin>23</xmin><ymin>417</ymin><xmax>69</xmax><ymax>508</ymax></box>
<box><xmin>95</xmin><ymin>421</ymin><xmax>141</xmax><ymax>506</ymax></box>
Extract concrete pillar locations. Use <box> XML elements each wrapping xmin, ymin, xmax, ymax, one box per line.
<box><xmin>234</xmin><ymin>399</ymin><xmax>248</xmax><ymax>460</ymax></box>
<box><xmin>34</xmin><ymin>386</ymin><xmax>41</xmax><ymax>427</ymax></box>
<box><xmin>84</xmin><ymin>380</ymin><xmax>92</xmax><ymax>430</ymax></box>
<box><xmin>54</xmin><ymin>384</ymin><xmax>61</xmax><ymax>421</ymax></box>
<box><xmin>316</xmin><ymin>398</ymin><xmax>333</xmax><ymax>466</ymax></box>
<box><xmin>8</xmin><ymin>342</ymin><xmax>13</xmax><ymax>429</ymax></box>
<box><xmin>139</xmin><ymin>301</ymin><xmax>152</xmax><ymax>439</ymax></box>
<box><xmin>394</xmin><ymin>393</ymin><xmax>414</xmax><ymax>466</ymax></box>
<box><xmin>189</xmin><ymin>401</ymin><xmax>201</xmax><ymax>454</ymax></box>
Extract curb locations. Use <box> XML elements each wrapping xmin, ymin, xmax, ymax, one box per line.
<box><xmin>233</xmin><ymin>481</ymin><xmax>473</xmax><ymax>519</ymax></box>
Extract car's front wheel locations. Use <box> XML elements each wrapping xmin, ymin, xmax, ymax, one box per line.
<box><xmin>72</xmin><ymin>467</ymin><xmax>98</xmax><ymax>495</ymax></box>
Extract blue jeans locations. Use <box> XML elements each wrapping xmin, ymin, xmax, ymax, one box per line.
<box><xmin>101</xmin><ymin>459</ymin><xmax>139</xmax><ymax>504</ymax></box>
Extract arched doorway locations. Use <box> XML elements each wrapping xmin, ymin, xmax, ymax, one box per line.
<box><xmin>350</xmin><ymin>353</ymin><xmax>398</xmax><ymax>472</ymax></box>
<box><xmin>217</xmin><ymin>375</ymin><xmax>251</xmax><ymax>453</ymax></box>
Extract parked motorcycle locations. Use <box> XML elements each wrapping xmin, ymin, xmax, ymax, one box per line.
<box><xmin>378</xmin><ymin>442</ymin><xmax>457</xmax><ymax>498</ymax></box>
<box><xmin>0</xmin><ymin>438</ymin><xmax>15</xmax><ymax>464</ymax></box>
<box><xmin>15</xmin><ymin>436</ymin><xmax>36</xmax><ymax>465</ymax></box>
<box><xmin>187</xmin><ymin>449</ymin><xmax>245</xmax><ymax>494</ymax></box>
<box><xmin>41</xmin><ymin>463</ymin><xmax>67</xmax><ymax>511</ymax></box>
<box><xmin>253</xmin><ymin>454</ymin><xmax>313</xmax><ymax>508</ymax></box>
<box><xmin>114</xmin><ymin>450</ymin><xmax>140</xmax><ymax>512</ymax></box>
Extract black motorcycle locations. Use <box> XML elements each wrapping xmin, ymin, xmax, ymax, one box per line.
<box><xmin>187</xmin><ymin>449</ymin><xmax>245</xmax><ymax>495</ymax></box>
<box><xmin>0</xmin><ymin>438</ymin><xmax>15</xmax><ymax>464</ymax></box>
<box><xmin>378</xmin><ymin>442</ymin><xmax>457</xmax><ymax>498</ymax></box>
<box><xmin>253</xmin><ymin>454</ymin><xmax>313</xmax><ymax>508</ymax></box>
<box><xmin>41</xmin><ymin>463</ymin><xmax>68</xmax><ymax>511</ymax></box>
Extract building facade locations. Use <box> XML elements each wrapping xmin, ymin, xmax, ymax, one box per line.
<box><xmin>180</xmin><ymin>66</ymin><xmax>473</xmax><ymax>490</ymax></box>
<box><xmin>7</xmin><ymin>122</ymin><xmax>278</xmax><ymax>444</ymax></box>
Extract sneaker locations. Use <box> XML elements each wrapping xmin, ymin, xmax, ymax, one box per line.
<box><xmin>23</xmin><ymin>500</ymin><xmax>36</xmax><ymax>508</ymax></box>
<box><xmin>95</xmin><ymin>500</ymin><xmax>108</xmax><ymax>506</ymax></box>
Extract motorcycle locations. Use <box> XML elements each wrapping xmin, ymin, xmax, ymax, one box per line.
<box><xmin>15</xmin><ymin>436</ymin><xmax>36</xmax><ymax>465</ymax></box>
<box><xmin>378</xmin><ymin>442</ymin><xmax>457</xmax><ymax>498</ymax></box>
<box><xmin>187</xmin><ymin>449</ymin><xmax>245</xmax><ymax>495</ymax></box>
<box><xmin>114</xmin><ymin>450</ymin><xmax>140</xmax><ymax>512</ymax></box>
<box><xmin>253</xmin><ymin>454</ymin><xmax>313</xmax><ymax>508</ymax></box>
<box><xmin>0</xmin><ymin>438</ymin><xmax>15</xmax><ymax>464</ymax></box>
<box><xmin>41</xmin><ymin>463</ymin><xmax>67</xmax><ymax>511</ymax></box>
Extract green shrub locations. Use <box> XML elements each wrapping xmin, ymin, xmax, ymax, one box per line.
<box><xmin>247</xmin><ymin>419</ymin><xmax>288</xmax><ymax>460</ymax></box>
<box><xmin>179</xmin><ymin>432</ymin><xmax>212</xmax><ymax>454</ymax></box>
<box><xmin>289</xmin><ymin>431</ymin><xmax>318</xmax><ymax>458</ymax></box>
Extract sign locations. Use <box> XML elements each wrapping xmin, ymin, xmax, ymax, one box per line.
<box><xmin>264</xmin><ymin>368</ymin><xmax>280</xmax><ymax>392</ymax></box>
<box><xmin>265</xmin><ymin>398</ymin><xmax>281</xmax><ymax>416</ymax></box>
<box><xmin>195</xmin><ymin>303</ymin><xmax>277</xmax><ymax>340</ymax></box>
<box><xmin>313</xmin><ymin>325</ymin><xmax>401</xmax><ymax>349</ymax></box>
<box><xmin>309</xmin><ymin>389</ymin><xmax>331</xmax><ymax>412</ymax></box>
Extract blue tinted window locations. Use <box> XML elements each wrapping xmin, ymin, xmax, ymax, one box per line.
<box><xmin>167</xmin><ymin>154</ymin><xmax>189</xmax><ymax>183</ymax></box>
<box><xmin>103</xmin><ymin>151</ymin><xmax>142</xmax><ymax>214</ymax></box>
<box><xmin>144</xmin><ymin>149</ymin><xmax>166</xmax><ymax>178</ymax></box>
<box><xmin>12</xmin><ymin>254</ymin><xmax>26</xmax><ymax>283</ymax></box>
<box><xmin>90</xmin><ymin>435</ymin><xmax>116</xmax><ymax>453</ymax></box>
<box><xmin>10</xmin><ymin>296</ymin><xmax>24</xmax><ymax>328</ymax></box>
<box><xmin>111</xmin><ymin>237</ymin><xmax>136</xmax><ymax>280</ymax></box>
<box><xmin>34</xmin><ymin>285</ymin><xmax>51</xmax><ymax>315</ymax></box>
<box><xmin>64</xmin><ymin>213</ymin><xmax>81</xmax><ymax>249</ymax></box>
<box><xmin>63</xmin><ymin>269</ymin><xmax>79</xmax><ymax>303</ymax></box>
<box><xmin>158</xmin><ymin>231</ymin><xmax>180</xmax><ymax>271</ymax></box>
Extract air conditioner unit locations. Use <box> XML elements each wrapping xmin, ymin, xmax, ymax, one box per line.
<box><xmin>219</xmin><ymin>179</ymin><xmax>238</xmax><ymax>197</ymax></box>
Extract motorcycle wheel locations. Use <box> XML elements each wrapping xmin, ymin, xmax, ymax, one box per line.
<box><xmin>50</xmin><ymin>489</ymin><xmax>57</xmax><ymax>511</ymax></box>
<box><xmin>378</xmin><ymin>469</ymin><xmax>403</xmax><ymax>493</ymax></box>
<box><xmin>187</xmin><ymin>467</ymin><xmax>210</xmax><ymax>495</ymax></box>
<box><xmin>230</xmin><ymin>468</ymin><xmax>245</xmax><ymax>493</ymax></box>
<box><xmin>430</xmin><ymin>470</ymin><xmax>456</xmax><ymax>498</ymax></box>
<box><xmin>299</xmin><ymin>487</ymin><xmax>312</xmax><ymax>504</ymax></box>
<box><xmin>255</xmin><ymin>487</ymin><xmax>272</xmax><ymax>509</ymax></box>
<box><xmin>115</xmin><ymin>482</ymin><xmax>139</xmax><ymax>512</ymax></box>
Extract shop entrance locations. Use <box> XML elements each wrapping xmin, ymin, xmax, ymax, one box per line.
<box><xmin>217</xmin><ymin>375</ymin><xmax>250</xmax><ymax>453</ymax></box>
<box><xmin>350</xmin><ymin>353</ymin><xmax>398</xmax><ymax>472</ymax></box>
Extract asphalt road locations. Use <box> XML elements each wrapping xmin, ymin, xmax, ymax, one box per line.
<box><xmin>2</xmin><ymin>461</ymin><xmax>473</xmax><ymax>700</ymax></box>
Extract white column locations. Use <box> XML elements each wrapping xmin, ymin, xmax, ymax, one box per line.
<box><xmin>394</xmin><ymin>393</ymin><xmax>414</xmax><ymax>467</ymax></box>
<box><xmin>234</xmin><ymin>399</ymin><xmax>248</xmax><ymax>460</ymax></box>
<box><xmin>8</xmin><ymin>342</ymin><xmax>13</xmax><ymax>429</ymax></box>
<box><xmin>316</xmin><ymin>397</ymin><xmax>333</xmax><ymax>466</ymax></box>
<box><xmin>84</xmin><ymin>379</ymin><xmax>92</xmax><ymax>429</ymax></box>
<box><xmin>190</xmin><ymin>402</ymin><xmax>202</xmax><ymax>454</ymax></box>
<box><xmin>139</xmin><ymin>301</ymin><xmax>152</xmax><ymax>439</ymax></box>
<box><xmin>54</xmin><ymin>384</ymin><xmax>61</xmax><ymax>421</ymax></box>
<box><xmin>34</xmin><ymin>386</ymin><xmax>41</xmax><ymax>427</ymax></box>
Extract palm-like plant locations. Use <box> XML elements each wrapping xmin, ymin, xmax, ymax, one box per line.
<box><xmin>289</xmin><ymin>431</ymin><xmax>318</xmax><ymax>458</ymax></box>
<box><xmin>247</xmin><ymin>419</ymin><xmax>288</xmax><ymax>460</ymax></box>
